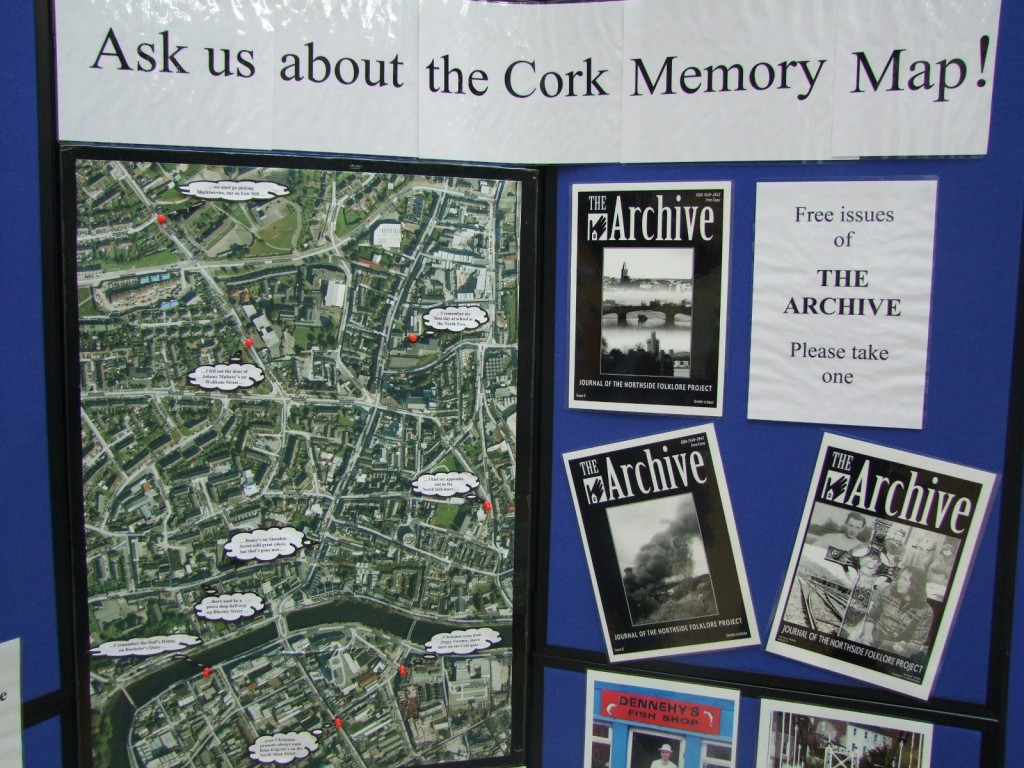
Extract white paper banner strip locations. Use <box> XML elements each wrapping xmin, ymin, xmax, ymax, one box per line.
<box><xmin>53</xmin><ymin>0</ymin><xmax>1001</xmax><ymax>163</ymax></box>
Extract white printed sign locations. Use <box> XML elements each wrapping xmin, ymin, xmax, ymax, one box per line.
<box><xmin>90</xmin><ymin>634</ymin><xmax>201</xmax><ymax>658</ymax></box>
<box><xmin>418</xmin><ymin>0</ymin><xmax>623</xmax><ymax>163</ymax></box>
<box><xmin>0</xmin><ymin>639</ymin><xmax>22</xmax><ymax>768</ymax></box>
<box><xmin>54</xmin><ymin>0</ymin><xmax>275</xmax><ymax>150</ymax></box>
<box><xmin>747</xmin><ymin>180</ymin><xmax>937</xmax><ymax>429</ymax></box>
<box><xmin>188</xmin><ymin>361</ymin><xmax>265</xmax><ymax>392</ymax></box>
<box><xmin>621</xmin><ymin>0</ymin><xmax>837</xmax><ymax>162</ymax></box>
<box><xmin>424</xmin><ymin>628</ymin><xmax>502</xmax><ymax>655</ymax></box>
<box><xmin>272</xmin><ymin>0</ymin><xmax>420</xmax><ymax>158</ymax></box>
<box><xmin>412</xmin><ymin>471</ymin><xmax>480</xmax><ymax>498</ymax></box>
<box><xmin>423</xmin><ymin>306</ymin><xmax>489</xmax><ymax>332</ymax></box>
<box><xmin>249</xmin><ymin>732</ymin><xmax>320</xmax><ymax>765</ymax></box>
<box><xmin>223</xmin><ymin>527</ymin><xmax>312</xmax><ymax>563</ymax></box>
<box><xmin>832</xmin><ymin>0</ymin><xmax>1001</xmax><ymax>158</ymax></box>
<box><xmin>52</xmin><ymin>0</ymin><xmax>1000</xmax><ymax>162</ymax></box>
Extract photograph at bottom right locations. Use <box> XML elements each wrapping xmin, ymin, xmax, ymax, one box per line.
<box><xmin>756</xmin><ymin>698</ymin><xmax>932</xmax><ymax>768</ymax></box>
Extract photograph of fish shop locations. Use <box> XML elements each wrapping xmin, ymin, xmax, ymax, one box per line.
<box><xmin>587</xmin><ymin>671</ymin><xmax>737</xmax><ymax>768</ymax></box>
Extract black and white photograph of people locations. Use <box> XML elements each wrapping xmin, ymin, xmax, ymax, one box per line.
<box><xmin>780</xmin><ymin>504</ymin><xmax>948</xmax><ymax>657</ymax></box>
<box><xmin>850</xmin><ymin>566</ymin><xmax>935</xmax><ymax>661</ymax></box>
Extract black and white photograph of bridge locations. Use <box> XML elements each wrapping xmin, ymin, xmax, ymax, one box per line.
<box><xmin>601</xmin><ymin>247</ymin><xmax>694</xmax><ymax>377</ymax></box>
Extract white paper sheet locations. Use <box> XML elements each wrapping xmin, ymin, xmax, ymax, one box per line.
<box><xmin>748</xmin><ymin>180</ymin><xmax>937</xmax><ymax>428</ymax></box>
<box><xmin>0</xmin><ymin>638</ymin><xmax>22</xmax><ymax>768</ymax></box>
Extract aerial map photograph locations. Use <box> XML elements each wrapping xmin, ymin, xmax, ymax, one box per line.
<box><xmin>71</xmin><ymin>155</ymin><xmax>529</xmax><ymax>767</ymax></box>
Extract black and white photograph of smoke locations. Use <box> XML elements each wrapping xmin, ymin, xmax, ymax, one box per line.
<box><xmin>607</xmin><ymin>493</ymin><xmax>718</xmax><ymax>627</ymax></box>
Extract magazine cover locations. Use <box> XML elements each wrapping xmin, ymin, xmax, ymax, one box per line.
<box><xmin>564</xmin><ymin>425</ymin><xmax>758</xmax><ymax>662</ymax></box>
<box><xmin>585</xmin><ymin>670</ymin><xmax>739</xmax><ymax>768</ymax></box>
<box><xmin>767</xmin><ymin>434</ymin><xmax>997</xmax><ymax>699</ymax></box>
<box><xmin>568</xmin><ymin>182</ymin><xmax>731</xmax><ymax>416</ymax></box>
<box><xmin>756</xmin><ymin>698</ymin><xmax>932</xmax><ymax>768</ymax></box>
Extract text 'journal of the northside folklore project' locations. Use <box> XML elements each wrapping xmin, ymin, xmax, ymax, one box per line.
<box><xmin>69</xmin><ymin>154</ymin><xmax>533</xmax><ymax>767</ymax></box>
<box><xmin>564</xmin><ymin>425</ymin><xmax>758</xmax><ymax>663</ymax></box>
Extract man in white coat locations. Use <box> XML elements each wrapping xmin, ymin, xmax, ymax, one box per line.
<box><xmin>649</xmin><ymin>743</ymin><xmax>679</xmax><ymax>768</ymax></box>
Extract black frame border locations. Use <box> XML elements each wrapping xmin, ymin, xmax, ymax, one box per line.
<box><xmin>48</xmin><ymin>143</ymin><xmax>544</xmax><ymax>768</ymax></box>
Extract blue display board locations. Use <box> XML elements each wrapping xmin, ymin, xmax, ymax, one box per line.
<box><xmin>0</xmin><ymin>0</ymin><xmax>60</xmax><ymax>694</ymax></box>
<box><xmin>2</xmin><ymin>1</ymin><xmax>1023</xmax><ymax>767</ymax></box>
<box><xmin>538</xmin><ymin>5</ymin><xmax>1024</xmax><ymax>765</ymax></box>
<box><xmin>0</xmin><ymin>0</ymin><xmax>66</xmax><ymax>765</ymax></box>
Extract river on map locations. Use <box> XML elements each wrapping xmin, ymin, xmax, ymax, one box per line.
<box><xmin>101</xmin><ymin>600</ymin><xmax>511</xmax><ymax>768</ymax></box>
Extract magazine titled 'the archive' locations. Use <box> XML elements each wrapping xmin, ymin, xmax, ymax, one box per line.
<box><xmin>767</xmin><ymin>433</ymin><xmax>997</xmax><ymax>699</ymax></box>
<box><xmin>568</xmin><ymin>181</ymin><xmax>730</xmax><ymax>416</ymax></box>
<box><xmin>564</xmin><ymin>424</ymin><xmax>758</xmax><ymax>662</ymax></box>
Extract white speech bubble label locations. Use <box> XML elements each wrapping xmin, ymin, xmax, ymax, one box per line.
<box><xmin>195</xmin><ymin>592</ymin><xmax>265</xmax><ymax>622</ymax></box>
<box><xmin>179</xmin><ymin>180</ymin><xmax>291</xmax><ymax>202</ymax></box>
<box><xmin>188</xmin><ymin>362</ymin><xmax>265</xmax><ymax>392</ymax></box>
<box><xmin>90</xmin><ymin>634</ymin><xmax>201</xmax><ymax>658</ymax></box>
<box><xmin>411</xmin><ymin>471</ymin><xmax>480</xmax><ymax>498</ymax></box>
<box><xmin>424</xmin><ymin>627</ymin><xmax>501</xmax><ymax>656</ymax></box>
<box><xmin>422</xmin><ymin>305</ymin><xmax>490</xmax><ymax>332</ymax></box>
<box><xmin>224</xmin><ymin>527</ymin><xmax>311</xmax><ymax>563</ymax></box>
<box><xmin>248</xmin><ymin>732</ymin><xmax>320</xmax><ymax>765</ymax></box>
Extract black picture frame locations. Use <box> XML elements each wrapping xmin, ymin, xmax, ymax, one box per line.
<box><xmin>54</xmin><ymin>145</ymin><xmax>542</xmax><ymax>768</ymax></box>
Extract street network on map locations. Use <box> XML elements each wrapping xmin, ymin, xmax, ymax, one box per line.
<box><xmin>75</xmin><ymin>158</ymin><xmax>523</xmax><ymax>767</ymax></box>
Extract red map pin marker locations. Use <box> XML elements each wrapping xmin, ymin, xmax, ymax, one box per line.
<box><xmin>334</xmin><ymin>718</ymin><xmax>343</xmax><ymax>729</ymax></box>
<box><xmin>244</xmin><ymin>338</ymin><xmax>254</xmax><ymax>349</ymax></box>
<box><xmin>399</xmin><ymin>665</ymin><xmax>407</xmax><ymax>677</ymax></box>
<box><xmin>202</xmin><ymin>667</ymin><xmax>212</xmax><ymax>678</ymax></box>
<box><xmin>407</xmin><ymin>333</ymin><xmax>418</xmax><ymax>343</ymax></box>
<box><xmin>157</xmin><ymin>214</ymin><xmax>168</xmax><ymax>225</ymax></box>
<box><xmin>483</xmin><ymin>500</ymin><xmax>492</xmax><ymax>512</ymax></box>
